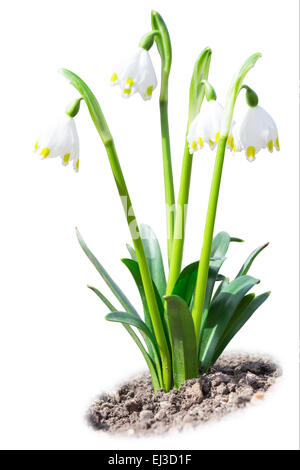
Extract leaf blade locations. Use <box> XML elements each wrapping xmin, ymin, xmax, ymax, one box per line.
<box><xmin>212</xmin><ymin>292</ymin><xmax>270</xmax><ymax>363</ymax></box>
<box><xmin>236</xmin><ymin>242</ymin><xmax>269</xmax><ymax>278</ymax></box>
<box><xmin>165</xmin><ymin>296</ymin><xmax>198</xmax><ymax>388</ymax></box>
<box><xmin>76</xmin><ymin>228</ymin><xmax>140</xmax><ymax>318</ymax></box>
<box><xmin>199</xmin><ymin>275</ymin><xmax>260</xmax><ymax>370</ymax></box>
<box><xmin>139</xmin><ymin>224</ymin><xmax>167</xmax><ymax>298</ymax></box>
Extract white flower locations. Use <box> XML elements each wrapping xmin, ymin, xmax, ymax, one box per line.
<box><xmin>34</xmin><ymin>115</ymin><xmax>80</xmax><ymax>172</ymax></box>
<box><xmin>110</xmin><ymin>47</ymin><xmax>157</xmax><ymax>101</ymax></box>
<box><xmin>233</xmin><ymin>105</ymin><xmax>280</xmax><ymax>162</ymax></box>
<box><xmin>187</xmin><ymin>100</ymin><xmax>225</xmax><ymax>154</ymax></box>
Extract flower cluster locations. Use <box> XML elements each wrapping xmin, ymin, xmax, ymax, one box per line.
<box><xmin>187</xmin><ymin>101</ymin><xmax>279</xmax><ymax>162</ymax></box>
<box><xmin>34</xmin><ymin>45</ymin><xmax>279</xmax><ymax>171</ymax></box>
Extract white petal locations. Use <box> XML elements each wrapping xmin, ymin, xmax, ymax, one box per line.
<box><xmin>112</xmin><ymin>47</ymin><xmax>157</xmax><ymax>101</ymax></box>
<box><xmin>238</xmin><ymin>105</ymin><xmax>279</xmax><ymax>156</ymax></box>
<box><xmin>35</xmin><ymin>114</ymin><xmax>80</xmax><ymax>169</ymax></box>
<box><xmin>187</xmin><ymin>100</ymin><xmax>224</xmax><ymax>152</ymax></box>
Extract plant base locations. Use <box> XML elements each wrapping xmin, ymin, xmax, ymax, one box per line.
<box><xmin>87</xmin><ymin>353</ymin><xmax>280</xmax><ymax>435</ymax></box>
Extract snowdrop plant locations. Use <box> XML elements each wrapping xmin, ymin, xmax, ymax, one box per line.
<box><xmin>35</xmin><ymin>11</ymin><xmax>279</xmax><ymax>392</ymax></box>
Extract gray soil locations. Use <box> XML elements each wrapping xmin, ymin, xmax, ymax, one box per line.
<box><xmin>88</xmin><ymin>353</ymin><xmax>280</xmax><ymax>435</ymax></box>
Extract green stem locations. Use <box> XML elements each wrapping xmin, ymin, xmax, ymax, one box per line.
<box><xmin>60</xmin><ymin>69</ymin><xmax>172</xmax><ymax>391</ymax></box>
<box><xmin>105</xmin><ymin>141</ymin><xmax>172</xmax><ymax>390</ymax></box>
<box><xmin>166</xmin><ymin>142</ymin><xmax>193</xmax><ymax>295</ymax></box>
<box><xmin>191</xmin><ymin>53</ymin><xmax>262</xmax><ymax>347</ymax></box>
<box><xmin>191</xmin><ymin>136</ymin><xmax>227</xmax><ymax>346</ymax></box>
<box><xmin>160</xmin><ymin>94</ymin><xmax>175</xmax><ymax>266</ymax></box>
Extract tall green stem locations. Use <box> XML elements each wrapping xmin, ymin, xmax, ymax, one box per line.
<box><xmin>191</xmin><ymin>53</ymin><xmax>262</xmax><ymax>347</ymax></box>
<box><xmin>191</xmin><ymin>136</ymin><xmax>227</xmax><ymax>345</ymax></box>
<box><xmin>160</xmin><ymin>92</ymin><xmax>175</xmax><ymax>265</ymax></box>
<box><xmin>60</xmin><ymin>68</ymin><xmax>172</xmax><ymax>390</ymax></box>
<box><xmin>106</xmin><ymin>141</ymin><xmax>171</xmax><ymax>390</ymax></box>
<box><xmin>166</xmin><ymin>142</ymin><xmax>193</xmax><ymax>295</ymax></box>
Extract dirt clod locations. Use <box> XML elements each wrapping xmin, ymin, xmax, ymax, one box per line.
<box><xmin>88</xmin><ymin>353</ymin><xmax>280</xmax><ymax>435</ymax></box>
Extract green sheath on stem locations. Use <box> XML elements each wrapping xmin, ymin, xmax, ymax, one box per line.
<box><xmin>166</xmin><ymin>142</ymin><xmax>192</xmax><ymax>295</ymax></box>
<box><xmin>151</xmin><ymin>11</ymin><xmax>175</xmax><ymax>265</ymax></box>
<box><xmin>166</xmin><ymin>48</ymin><xmax>212</xmax><ymax>295</ymax></box>
<box><xmin>60</xmin><ymin>68</ymin><xmax>172</xmax><ymax>391</ymax></box>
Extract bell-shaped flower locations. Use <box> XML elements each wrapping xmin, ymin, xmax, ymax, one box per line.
<box><xmin>187</xmin><ymin>100</ymin><xmax>225</xmax><ymax>154</ymax></box>
<box><xmin>234</xmin><ymin>105</ymin><xmax>280</xmax><ymax>162</ymax></box>
<box><xmin>34</xmin><ymin>115</ymin><xmax>80</xmax><ymax>171</ymax></box>
<box><xmin>110</xmin><ymin>47</ymin><xmax>157</xmax><ymax>101</ymax></box>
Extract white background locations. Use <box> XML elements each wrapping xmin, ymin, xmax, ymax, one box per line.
<box><xmin>0</xmin><ymin>0</ymin><xmax>298</xmax><ymax>450</ymax></box>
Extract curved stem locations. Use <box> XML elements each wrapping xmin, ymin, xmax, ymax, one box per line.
<box><xmin>106</xmin><ymin>141</ymin><xmax>171</xmax><ymax>390</ymax></box>
<box><xmin>60</xmin><ymin>69</ymin><xmax>172</xmax><ymax>390</ymax></box>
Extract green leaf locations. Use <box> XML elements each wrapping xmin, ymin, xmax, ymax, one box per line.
<box><xmin>165</xmin><ymin>296</ymin><xmax>199</xmax><ymax>388</ymax></box>
<box><xmin>106</xmin><ymin>311</ymin><xmax>163</xmax><ymax>387</ymax></box>
<box><xmin>211</xmin><ymin>231</ymin><xmax>231</xmax><ymax>258</ymax></box>
<box><xmin>236</xmin><ymin>242</ymin><xmax>269</xmax><ymax>278</ymax></box>
<box><xmin>88</xmin><ymin>287</ymin><xmax>161</xmax><ymax>391</ymax></box>
<box><xmin>172</xmin><ymin>232</ymin><xmax>238</xmax><ymax>314</ymax></box>
<box><xmin>121</xmin><ymin>258</ymin><xmax>156</xmax><ymax>360</ymax></box>
<box><xmin>123</xmin><ymin>325</ymin><xmax>161</xmax><ymax>391</ymax></box>
<box><xmin>211</xmin><ymin>292</ymin><xmax>270</xmax><ymax>363</ymax></box>
<box><xmin>139</xmin><ymin>224</ymin><xmax>167</xmax><ymax>298</ymax></box>
<box><xmin>122</xmin><ymin>258</ymin><xmax>171</xmax><ymax>357</ymax></box>
<box><xmin>172</xmin><ymin>261</ymin><xmax>198</xmax><ymax>305</ymax></box>
<box><xmin>76</xmin><ymin>228</ymin><xmax>140</xmax><ymax>318</ymax></box>
<box><xmin>87</xmin><ymin>285</ymin><xmax>115</xmax><ymax>311</ymax></box>
<box><xmin>199</xmin><ymin>275</ymin><xmax>260</xmax><ymax>370</ymax></box>
<box><xmin>200</xmin><ymin>232</ymin><xmax>231</xmax><ymax>333</ymax></box>
<box><xmin>126</xmin><ymin>244</ymin><xmax>137</xmax><ymax>261</ymax></box>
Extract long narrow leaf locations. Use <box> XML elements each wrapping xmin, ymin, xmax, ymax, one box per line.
<box><xmin>121</xmin><ymin>258</ymin><xmax>156</xmax><ymax>360</ymax></box>
<box><xmin>165</xmin><ymin>296</ymin><xmax>198</xmax><ymax>388</ymax></box>
<box><xmin>76</xmin><ymin>228</ymin><xmax>140</xmax><ymax>318</ymax></box>
<box><xmin>124</xmin><ymin>325</ymin><xmax>161</xmax><ymax>391</ymax></box>
<box><xmin>211</xmin><ymin>292</ymin><xmax>270</xmax><ymax>363</ymax></box>
<box><xmin>199</xmin><ymin>275</ymin><xmax>260</xmax><ymax>370</ymax></box>
<box><xmin>139</xmin><ymin>224</ymin><xmax>167</xmax><ymax>298</ymax></box>
<box><xmin>88</xmin><ymin>287</ymin><xmax>161</xmax><ymax>390</ymax></box>
<box><xmin>122</xmin><ymin>258</ymin><xmax>171</xmax><ymax>356</ymax></box>
<box><xmin>105</xmin><ymin>311</ymin><xmax>163</xmax><ymax>386</ymax></box>
<box><xmin>87</xmin><ymin>285</ymin><xmax>116</xmax><ymax>311</ymax></box>
<box><xmin>172</xmin><ymin>261</ymin><xmax>198</xmax><ymax>305</ymax></box>
<box><xmin>236</xmin><ymin>242</ymin><xmax>269</xmax><ymax>278</ymax></box>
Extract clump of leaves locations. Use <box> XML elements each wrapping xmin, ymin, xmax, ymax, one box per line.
<box><xmin>78</xmin><ymin>226</ymin><xmax>269</xmax><ymax>391</ymax></box>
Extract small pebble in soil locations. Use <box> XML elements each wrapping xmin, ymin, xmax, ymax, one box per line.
<box><xmin>87</xmin><ymin>353</ymin><xmax>280</xmax><ymax>435</ymax></box>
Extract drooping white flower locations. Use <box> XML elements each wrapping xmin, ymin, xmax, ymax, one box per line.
<box><xmin>233</xmin><ymin>105</ymin><xmax>280</xmax><ymax>162</ymax></box>
<box><xmin>187</xmin><ymin>100</ymin><xmax>225</xmax><ymax>153</ymax></box>
<box><xmin>34</xmin><ymin>115</ymin><xmax>80</xmax><ymax>172</ymax></box>
<box><xmin>110</xmin><ymin>47</ymin><xmax>157</xmax><ymax>101</ymax></box>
